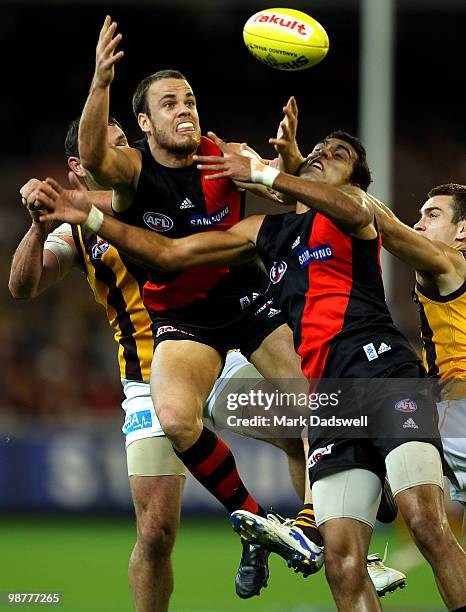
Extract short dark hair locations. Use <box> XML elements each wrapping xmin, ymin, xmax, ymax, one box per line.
<box><xmin>132</xmin><ymin>69</ymin><xmax>188</xmax><ymax>117</ymax></box>
<box><xmin>324</xmin><ymin>130</ymin><xmax>372</xmax><ymax>192</ymax></box>
<box><xmin>64</xmin><ymin>116</ymin><xmax>124</xmax><ymax>159</ymax></box>
<box><xmin>427</xmin><ymin>183</ymin><xmax>466</xmax><ymax>224</ymax></box>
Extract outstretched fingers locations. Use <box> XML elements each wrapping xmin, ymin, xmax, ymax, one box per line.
<box><xmin>205</xmin><ymin>131</ymin><xmax>228</xmax><ymax>152</ymax></box>
<box><xmin>193</xmin><ymin>154</ymin><xmax>224</xmax><ymax>164</ymax></box>
<box><xmin>200</xmin><ymin>170</ymin><xmax>231</xmax><ymax>181</ymax></box>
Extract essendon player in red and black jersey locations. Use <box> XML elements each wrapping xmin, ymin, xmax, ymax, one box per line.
<box><xmin>35</xmin><ymin>118</ymin><xmax>466</xmax><ymax>608</ymax></box>
<box><xmin>256</xmin><ymin>209</ymin><xmax>418</xmax><ymax>379</ymax></box>
<box><xmin>71</xmin><ymin>16</ymin><xmax>309</xmax><ymax>602</ymax></box>
<box><xmin>120</xmin><ymin>135</ymin><xmax>267</xmax><ymax>326</ymax></box>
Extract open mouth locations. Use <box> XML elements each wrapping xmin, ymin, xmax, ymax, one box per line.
<box><xmin>310</xmin><ymin>160</ymin><xmax>323</xmax><ymax>171</ymax></box>
<box><xmin>176</xmin><ymin>122</ymin><xmax>195</xmax><ymax>133</ymax></box>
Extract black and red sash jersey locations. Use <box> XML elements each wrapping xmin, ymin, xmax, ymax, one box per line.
<box><xmin>114</xmin><ymin>136</ymin><xmax>266</xmax><ymax>326</ymax></box>
<box><xmin>256</xmin><ymin>210</ymin><xmax>420</xmax><ymax>378</ymax></box>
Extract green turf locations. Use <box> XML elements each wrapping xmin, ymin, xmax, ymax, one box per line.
<box><xmin>0</xmin><ymin>516</ymin><xmax>446</xmax><ymax>611</ymax></box>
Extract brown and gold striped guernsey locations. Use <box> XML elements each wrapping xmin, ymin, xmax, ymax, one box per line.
<box><xmin>413</xmin><ymin>254</ymin><xmax>466</xmax><ymax>397</ymax></box>
<box><xmin>72</xmin><ymin>225</ymin><xmax>153</xmax><ymax>381</ymax></box>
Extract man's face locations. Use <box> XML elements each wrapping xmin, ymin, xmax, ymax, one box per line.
<box><xmin>299</xmin><ymin>138</ymin><xmax>357</xmax><ymax>187</ymax></box>
<box><xmin>414</xmin><ymin>195</ymin><xmax>462</xmax><ymax>245</ymax></box>
<box><xmin>141</xmin><ymin>78</ymin><xmax>201</xmax><ymax>154</ymax></box>
<box><xmin>107</xmin><ymin>123</ymin><xmax>128</xmax><ymax>147</ymax></box>
<box><xmin>69</xmin><ymin>123</ymin><xmax>128</xmax><ymax>184</ymax></box>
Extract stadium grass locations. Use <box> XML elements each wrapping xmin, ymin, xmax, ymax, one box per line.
<box><xmin>0</xmin><ymin>515</ymin><xmax>448</xmax><ymax>611</ymax></box>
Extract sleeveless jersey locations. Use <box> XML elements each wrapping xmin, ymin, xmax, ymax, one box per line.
<box><xmin>413</xmin><ymin>262</ymin><xmax>466</xmax><ymax>395</ymax></box>
<box><xmin>256</xmin><ymin>210</ymin><xmax>419</xmax><ymax>379</ymax></box>
<box><xmin>72</xmin><ymin>225</ymin><xmax>154</xmax><ymax>381</ymax></box>
<box><xmin>114</xmin><ymin>136</ymin><xmax>266</xmax><ymax>327</ymax></box>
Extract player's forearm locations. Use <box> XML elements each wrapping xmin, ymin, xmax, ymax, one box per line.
<box><xmin>273</xmin><ymin>173</ymin><xmax>371</xmax><ymax>229</ymax></box>
<box><xmin>9</xmin><ymin>225</ymin><xmax>50</xmax><ymax>298</ymax></box>
<box><xmin>378</xmin><ymin>211</ymin><xmax>450</xmax><ymax>274</ymax></box>
<box><xmin>97</xmin><ymin>216</ymin><xmax>254</xmax><ymax>271</ymax></box>
<box><xmin>278</xmin><ymin>150</ymin><xmax>305</xmax><ymax>176</ymax></box>
<box><xmin>97</xmin><ymin>214</ymin><xmax>189</xmax><ymax>271</ymax></box>
<box><xmin>79</xmin><ymin>83</ymin><xmax>110</xmax><ymax>172</ymax></box>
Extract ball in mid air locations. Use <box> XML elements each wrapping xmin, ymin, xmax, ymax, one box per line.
<box><xmin>243</xmin><ymin>7</ymin><xmax>329</xmax><ymax>71</ymax></box>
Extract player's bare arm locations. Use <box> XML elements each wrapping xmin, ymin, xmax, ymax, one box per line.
<box><xmin>79</xmin><ymin>16</ymin><xmax>140</xmax><ymax>192</ymax></box>
<box><xmin>195</xmin><ymin>132</ymin><xmax>375</xmax><ymax>235</ymax></box>
<box><xmin>372</xmin><ymin>196</ymin><xmax>465</xmax><ymax>293</ymax></box>
<box><xmin>22</xmin><ymin>176</ymin><xmax>114</xmax><ymax>216</ymax></box>
<box><xmin>33</xmin><ymin>174</ymin><xmax>262</xmax><ymax>271</ymax></box>
<box><xmin>9</xmin><ymin>180</ymin><xmax>78</xmax><ymax>298</ymax></box>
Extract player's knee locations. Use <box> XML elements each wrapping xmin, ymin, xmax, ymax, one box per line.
<box><xmin>324</xmin><ymin>547</ymin><xmax>366</xmax><ymax>590</ymax></box>
<box><xmin>137</xmin><ymin>514</ymin><xmax>177</xmax><ymax>560</ymax></box>
<box><xmin>156</xmin><ymin>402</ymin><xmax>202</xmax><ymax>443</ymax></box>
<box><xmin>404</xmin><ymin>506</ymin><xmax>451</xmax><ymax>554</ymax></box>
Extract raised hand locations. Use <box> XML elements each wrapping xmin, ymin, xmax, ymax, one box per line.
<box><xmin>20</xmin><ymin>178</ymin><xmax>47</xmax><ymax>224</ymax></box>
<box><xmin>33</xmin><ymin>173</ymin><xmax>93</xmax><ymax>226</ymax></box>
<box><xmin>269</xmin><ymin>96</ymin><xmax>304</xmax><ymax>175</ymax></box>
<box><xmin>93</xmin><ymin>15</ymin><xmax>124</xmax><ymax>89</ymax></box>
<box><xmin>194</xmin><ymin>132</ymin><xmax>254</xmax><ymax>182</ymax></box>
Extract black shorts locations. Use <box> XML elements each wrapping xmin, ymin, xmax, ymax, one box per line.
<box><xmin>307</xmin><ymin>362</ymin><xmax>444</xmax><ymax>485</ymax></box>
<box><xmin>150</xmin><ymin>294</ymin><xmax>287</xmax><ymax>360</ymax></box>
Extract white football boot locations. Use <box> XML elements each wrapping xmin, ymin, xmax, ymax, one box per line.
<box><xmin>231</xmin><ymin>510</ymin><xmax>324</xmax><ymax>576</ymax></box>
<box><xmin>366</xmin><ymin>552</ymin><xmax>407</xmax><ymax>596</ymax></box>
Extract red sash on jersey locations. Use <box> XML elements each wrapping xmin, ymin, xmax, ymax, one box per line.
<box><xmin>143</xmin><ymin>137</ymin><xmax>242</xmax><ymax>312</ymax></box>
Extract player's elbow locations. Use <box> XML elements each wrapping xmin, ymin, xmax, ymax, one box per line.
<box><xmin>139</xmin><ymin>243</ymin><xmax>182</xmax><ymax>272</ymax></box>
<box><xmin>347</xmin><ymin>203</ymin><xmax>372</xmax><ymax>230</ymax></box>
<box><xmin>79</xmin><ymin>150</ymin><xmax>106</xmax><ymax>174</ymax></box>
<box><xmin>8</xmin><ymin>281</ymin><xmax>36</xmax><ymax>300</ymax></box>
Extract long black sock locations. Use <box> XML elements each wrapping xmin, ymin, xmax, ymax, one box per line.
<box><xmin>175</xmin><ymin>426</ymin><xmax>266</xmax><ymax>516</ymax></box>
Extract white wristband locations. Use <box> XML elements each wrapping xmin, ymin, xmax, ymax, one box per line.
<box><xmin>250</xmin><ymin>158</ymin><xmax>280</xmax><ymax>188</ymax></box>
<box><xmin>83</xmin><ymin>205</ymin><xmax>104</xmax><ymax>233</ymax></box>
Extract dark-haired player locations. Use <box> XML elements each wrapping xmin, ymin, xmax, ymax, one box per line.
<box><xmin>374</xmin><ymin>182</ymin><xmax>466</xmax><ymax>550</ymax></box>
<box><xmin>32</xmin><ymin>126</ymin><xmax>466</xmax><ymax>610</ymax></box>
<box><xmin>74</xmin><ymin>16</ymin><xmax>316</xmax><ymax>594</ymax></box>
<box><xmin>12</xmin><ymin>117</ymin><xmax>312</xmax><ymax>610</ymax></box>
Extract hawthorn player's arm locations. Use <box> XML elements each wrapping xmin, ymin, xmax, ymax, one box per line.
<box><xmin>33</xmin><ymin>175</ymin><xmax>263</xmax><ymax>272</ymax></box>
<box><xmin>372</xmin><ymin>196</ymin><xmax>462</xmax><ymax>277</ymax></box>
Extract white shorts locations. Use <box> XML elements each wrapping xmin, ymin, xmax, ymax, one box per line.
<box><xmin>122</xmin><ymin>379</ymin><xmax>162</xmax><ymax>447</ymax></box>
<box><xmin>204</xmin><ymin>350</ymin><xmax>256</xmax><ymax>422</ymax></box>
<box><xmin>438</xmin><ymin>399</ymin><xmax>466</xmax><ymax>503</ymax></box>
<box><xmin>122</xmin><ymin>350</ymin><xmax>252</xmax><ymax>447</ymax></box>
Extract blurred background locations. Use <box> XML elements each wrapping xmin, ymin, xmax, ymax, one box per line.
<box><xmin>1</xmin><ymin>0</ymin><xmax>465</xmax><ymax>610</ymax></box>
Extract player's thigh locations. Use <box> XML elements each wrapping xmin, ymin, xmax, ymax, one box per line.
<box><xmin>205</xmin><ymin>351</ymin><xmax>303</xmax><ymax>456</ymax></box>
<box><xmin>249</xmin><ymin>323</ymin><xmax>304</xmax><ymax>380</ymax></box>
<box><xmin>385</xmin><ymin>440</ymin><xmax>444</xmax><ymax>497</ymax></box>
<box><xmin>312</xmin><ymin>468</ymin><xmax>382</xmax><ymax>529</ymax></box>
<box><xmin>151</xmin><ymin>339</ymin><xmax>223</xmax><ymax>421</ymax></box>
<box><xmin>127</xmin><ymin>436</ymin><xmax>187</xmax><ymax>479</ymax></box>
<box><xmin>438</xmin><ymin>399</ymin><xmax>466</xmax><ymax>503</ymax></box>
<box><xmin>385</xmin><ymin>441</ymin><xmax>446</xmax><ymax>528</ymax></box>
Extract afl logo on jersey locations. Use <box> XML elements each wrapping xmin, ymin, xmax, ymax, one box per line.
<box><xmin>394</xmin><ymin>398</ymin><xmax>418</xmax><ymax>413</ymax></box>
<box><xmin>143</xmin><ymin>212</ymin><xmax>174</xmax><ymax>233</ymax></box>
<box><xmin>91</xmin><ymin>239</ymin><xmax>110</xmax><ymax>260</ymax></box>
<box><xmin>269</xmin><ymin>261</ymin><xmax>287</xmax><ymax>284</ymax></box>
